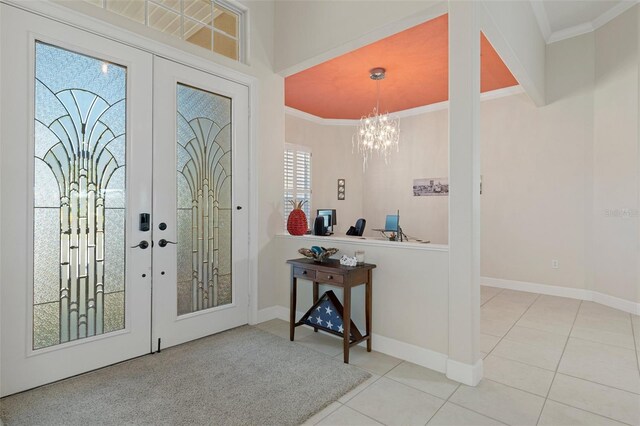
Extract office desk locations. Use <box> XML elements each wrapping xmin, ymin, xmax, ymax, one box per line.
<box><xmin>287</xmin><ymin>258</ymin><xmax>376</xmax><ymax>363</ymax></box>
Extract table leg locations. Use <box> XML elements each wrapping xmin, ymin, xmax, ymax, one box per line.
<box><xmin>366</xmin><ymin>270</ymin><xmax>372</xmax><ymax>352</ymax></box>
<box><xmin>290</xmin><ymin>267</ymin><xmax>297</xmax><ymax>341</ymax></box>
<box><xmin>313</xmin><ymin>281</ymin><xmax>319</xmax><ymax>332</ymax></box>
<box><xmin>343</xmin><ymin>286</ymin><xmax>351</xmax><ymax>363</ymax></box>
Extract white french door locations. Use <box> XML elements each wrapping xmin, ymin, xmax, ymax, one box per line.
<box><xmin>0</xmin><ymin>6</ymin><xmax>154</xmax><ymax>396</ymax></box>
<box><xmin>0</xmin><ymin>4</ymin><xmax>250</xmax><ymax>397</ymax></box>
<box><xmin>152</xmin><ymin>58</ymin><xmax>249</xmax><ymax>349</ymax></box>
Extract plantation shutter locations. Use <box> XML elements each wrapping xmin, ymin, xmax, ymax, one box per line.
<box><xmin>284</xmin><ymin>143</ymin><xmax>312</xmax><ymax>229</ymax></box>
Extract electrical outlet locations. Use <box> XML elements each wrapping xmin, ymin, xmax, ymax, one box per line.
<box><xmin>551</xmin><ymin>259</ymin><xmax>559</xmax><ymax>269</ymax></box>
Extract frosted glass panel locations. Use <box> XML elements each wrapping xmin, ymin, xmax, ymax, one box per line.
<box><xmin>176</xmin><ymin>83</ymin><xmax>232</xmax><ymax>314</ymax></box>
<box><xmin>33</xmin><ymin>42</ymin><xmax>126</xmax><ymax>349</ymax></box>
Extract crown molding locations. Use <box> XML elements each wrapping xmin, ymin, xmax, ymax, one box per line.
<box><xmin>284</xmin><ymin>107</ymin><xmax>358</xmax><ymax>126</ymax></box>
<box><xmin>538</xmin><ymin>0</ymin><xmax>639</xmax><ymax>45</ymax></box>
<box><xmin>285</xmin><ymin>85</ymin><xmax>525</xmax><ymax>126</ymax></box>
<box><xmin>547</xmin><ymin>22</ymin><xmax>595</xmax><ymax>44</ymax></box>
<box><xmin>591</xmin><ymin>0</ymin><xmax>638</xmax><ymax>31</ymax></box>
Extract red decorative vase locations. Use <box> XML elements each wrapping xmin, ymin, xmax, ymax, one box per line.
<box><xmin>287</xmin><ymin>200</ymin><xmax>308</xmax><ymax>236</ymax></box>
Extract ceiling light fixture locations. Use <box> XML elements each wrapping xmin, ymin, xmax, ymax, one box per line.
<box><xmin>353</xmin><ymin>67</ymin><xmax>400</xmax><ymax>171</ymax></box>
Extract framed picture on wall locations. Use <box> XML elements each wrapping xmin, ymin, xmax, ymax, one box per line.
<box><xmin>413</xmin><ymin>177</ymin><xmax>449</xmax><ymax>196</ymax></box>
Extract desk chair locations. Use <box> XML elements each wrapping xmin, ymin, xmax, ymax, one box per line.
<box><xmin>346</xmin><ymin>218</ymin><xmax>366</xmax><ymax>236</ymax></box>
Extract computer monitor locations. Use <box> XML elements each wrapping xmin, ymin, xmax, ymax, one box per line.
<box><xmin>384</xmin><ymin>214</ymin><xmax>399</xmax><ymax>233</ymax></box>
<box><xmin>317</xmin><ymin>209</ymin><xmax>337</xmax><ymax>233</ymax></box>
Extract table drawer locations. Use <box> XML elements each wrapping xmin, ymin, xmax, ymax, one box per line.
<box><xmin>293</xmin><ymin>267</ymin><xmax>316</xmax><ymax>280</ymax></box>
<box><xmin>316</xmin><ymin>271</ymin><xmax>344</xmax><ymax>284</ymax></box>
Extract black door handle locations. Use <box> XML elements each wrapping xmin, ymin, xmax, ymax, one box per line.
<box><xmin>132</xmin><ymin>240</ymin><xmax>149</xmax><ymax>249</ymax></box>
<box><xmin>236</xmin><ymin>206</ymin><xmax>242</xmax><ymax>210</ymax></box>
<box><xmin>158</xmin><ymin>239</ymin><xmax>177</xmax><ymax>248</ymax></box>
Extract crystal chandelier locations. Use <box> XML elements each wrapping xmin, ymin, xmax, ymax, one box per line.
<box><xmin>353</xmin><ymin>67</ymin><xmax>400</xmax><ymax>171</ymax></box>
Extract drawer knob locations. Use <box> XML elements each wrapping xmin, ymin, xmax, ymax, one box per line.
<box><xmin>328</xmin><ymin>275</ymin><xmax>333</xmax><ymax>279</ymax></box>
<box><xmin>302</xmin><ymin>271</ymin><xmax>307</xmax><ymax>275</ymax></box>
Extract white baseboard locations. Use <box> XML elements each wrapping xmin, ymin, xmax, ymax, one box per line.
<box><xmin>482</xmin><ymin>277</ymin><xmax>640</xmax><ymax>315</ymax></box>
<box><xmin>256</xmin><ymin>305</ymin><xmax>290</xmax><ymax>324</ymax></box>
<box><xmin>446</xmin><ymin>358</ymin><xmax>483</xmax><ymax>386</ymax></box>
<box><xmin>257</xmin><ymin>305</ymin><xmax>453</xmax><ymax>379</ymax></box>
<box><xmin>370</xmin><ymin>334</ymin><xmax>448</xmax><ymax>373</ymax></box>
<box><xmin>591</xmin><ymin>292</ymin><xmax>640</xmax><ymax>316</ymax></box>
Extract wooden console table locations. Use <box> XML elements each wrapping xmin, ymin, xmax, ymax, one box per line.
<box><xmin>287</xmin><ymin>258</ymin><xmax>376</xmax><ymax>363</ymax></box>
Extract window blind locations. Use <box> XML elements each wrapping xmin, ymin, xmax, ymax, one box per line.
<box><xmin>284</xmin><ymin>144</ymin><xmax>312</xmax><ymax>230</ymax></box>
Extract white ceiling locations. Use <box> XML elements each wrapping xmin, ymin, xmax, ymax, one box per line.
<box><xmin>530</xmin><ymin>0</ymin><xmax>638</xmax><ymax>43</ymax></box>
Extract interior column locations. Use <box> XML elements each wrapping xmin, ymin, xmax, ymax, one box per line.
<box><xmin>447</xmin><ymin>0</ymin><xmax>482</xmax><ymax>386</ymax></box>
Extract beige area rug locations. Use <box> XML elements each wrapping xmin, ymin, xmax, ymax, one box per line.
<box><xmin>0</xmin><ymin>326</ymin><xmax>370</xmax><ymax>425</ymax></box>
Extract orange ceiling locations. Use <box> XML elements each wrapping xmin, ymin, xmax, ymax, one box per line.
<box><xmin>285</xmin><ymin>14</ymin><xmax>518</xmax><ymax>120</ymax></box>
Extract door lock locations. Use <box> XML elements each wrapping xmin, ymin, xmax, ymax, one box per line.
<box><xmin>131</xmin><ymin>240</ymin><xmax>149</xmax><ymax>249</ymax></box>
<box><xmin>158</xmin><ymin>239</ymin><xmax>177</xmax><ymax>248</ymax></box>
<box><xmin>139</xmin><ymin>213</ymin><xmax>150</xmax><ymax>232</ymax></box>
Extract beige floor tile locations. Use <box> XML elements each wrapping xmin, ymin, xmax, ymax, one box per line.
<box><xmin>317</xmin><ymin>405</ymin><xmax>383</xmax><ymax>426</ymax></box>
<box><xmin>533</xmin><ymin>294</ymin><xmax>581</xmax><ymax>310</ymax></box>
<box><xmin>338</xmin><ymin>374</ymin><xmax>380</xmax><ymax>404</ymax></box>
<box><xmin>579</xmin><ymin>302</ymin><xmax>631</xmax><ymax>321</ymax></box>
<box><xmin>571</xmin><ymin>324</ymin><xmax>636</xmax><ymax>350</ymax></box>
<box><xmin>340</xmin><ymin>346</ymin><xmax>402</xmax><ymax>376</ymax></box>
<box><xmin>297</xmin><ymin>332</ymin><xmax>344</xmax><ymax>356</ymax></box>
<box><xmin>481</xmin><ymin>317</ymin><xmax>517</xmax><ymax>338</ymax></box>
<box><xmin>303</xmin><ymin>402</ymin><xmax>342</xmax><ymax>425</ymax></box>
<box><xmin>548</xmin><ymin>374</ymin><xmax>640</xmax><ymax>425</ymax></box>
<box><xmin>480</xmin><ymin>286</ymin><xmax>503</xmax><ymax>305</ymax></box>
<box><xmin>538</xmin><ymin>400</ymin><xmax>627</xmax><ymax>426</ymax></box>
<box><xmin>525</xmin><ymin>303</ymin><xmax>579</xmax><ymax>322</ymax></box>
<box><xmin>558</xmin><ymin>338</ymin><xmax>640</xmax><ymax>394</ymax></box>
<box><xmin>257</xmin><ymin>318</ymin><xmax>314</xmax><ymax>340</ymax></box>
<box><xmin>427</xmin><ymin>402</ymin><xmax>505</xmax><ymax>425</ymax></box>
<box><xmin>573</xmin><ymin>313</ymin><xmax>632</xmax><ymax>332</ymax></box>
<box><xmin>491</xmin><ymin>338</ymin><xmax>563</xmax><ymax>371</ymax></box>
<box><xmin>632</xmin><ymin>315</ymin><xmax>640</xmax><ymax>346</ymax></box>
<box><xmin>504</xmin><ymin>325</ymin><xmax>568</xmax><ymax>350</ymax></box>
<box><xmin>482</xmin><ymin>300</ymin><xmax>529</xmax><ymax>318</ymax></box>
<box><xmin>385</xmin><ymin>361</ymin><xmax>460</xmax><ymax>399</ymax></box>
<box><xmin>483</xmin><ymin>355</ymin><xmax>555</xmax><ymax>396</ymax></box>
<box><xmin>516</xmin><ymin>316</ymin><xmax>574</xmax><ymax>336</ymax></box>
<box><xmin>480</xmin><ymin>334</ymin><xmax>501</xmax><ymax>353</ymax></box>
<box><xmin>449</xmin><ymin>379</ymin><xmax>545</xmax><ymax>426</ymax></box>
<box><xmin>491</xmin><ymin>289</ymin><xmax>538</xmax><ymax>305</ymax></box>
<box><xmin>346</xmin><ymin>377</ymin><xmax>445</xmax><ymax>425</ymax></box>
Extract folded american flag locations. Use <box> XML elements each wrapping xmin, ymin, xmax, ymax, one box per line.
<box><xmin>299</xmin><ymin>290</ymin><xmax>362</xmax><ymax>340</ymax></box>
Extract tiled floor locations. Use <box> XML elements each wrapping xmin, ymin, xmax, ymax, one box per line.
<box><xmin>256</xmin><ymin>287</ymin><xmax>640</xmax><ymax>426</ymax></box>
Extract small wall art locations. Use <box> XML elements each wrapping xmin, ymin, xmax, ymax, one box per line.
<box><xmin>413</xmin><ymin>177</ymin><xmax>449</xmax><ymax>196</ymax></box>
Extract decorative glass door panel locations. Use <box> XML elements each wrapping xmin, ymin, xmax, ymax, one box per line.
<box><xmin>1</xmin><ymin>6</ymin><xmax>152</xmax><ymax>396</ymax></box>
<box><xmin>33</xmin><ymin>42</ymin><xmax>127</xmax><ymax>349</ymax></box>
<box><xmin>176</xmin><ymin>84</ymin><xmax>232</xmax><ymax>315</ymax></box>
<box><xmin>152</xmin><ymin>57</ymin><xmax>248</xmax><ymax>350</ymax></box>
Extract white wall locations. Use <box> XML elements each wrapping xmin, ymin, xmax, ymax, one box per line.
<box><xmin>592</xmin><ymin>6</ymin><xmax>639</xmax><ymax>304</ymax></box>
<box><xmin>285</xmin><ymin>114</ymin><xmax>364</xmax><ymax>234</ymax></box>
<box><xmin>286</xmin><ymin>110</ymin><xmax>450</xmax><ymax>243</ymax></box>
<box><xmin>274</xmin><ymin>0</ymin><xmax>446</xmax><ymax>75</ymax></box>
<box><xmin>364</xmin><ymin>110</ymin><xmax>450</xmax><ymax>244</ymax></box>
<box><xmin>275</xmin><ymin>235</ymin><xmax>451</xmax><ymax>368</ymax></box>
<box><xmin>284</xmin><ymin>5</ymin><xmax>640</xmax><ymax>306</ymax></box>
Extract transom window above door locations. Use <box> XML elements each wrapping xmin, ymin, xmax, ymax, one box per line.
<box><xmin>82</xmin><ymin>0</ymin><xmax>245</xmax><ymax>62</ymax></box>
